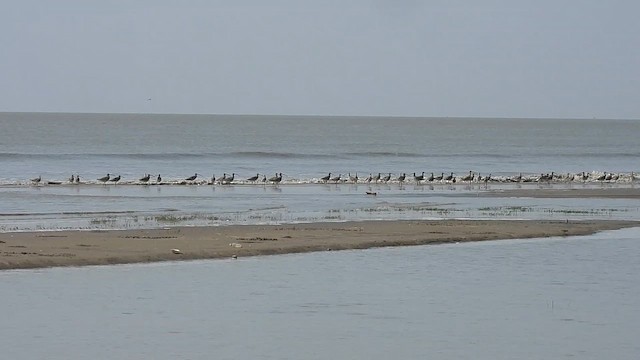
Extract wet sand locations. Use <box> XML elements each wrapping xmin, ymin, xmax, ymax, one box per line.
<box><xmin>1</xmin><ymin>219</ymin><xmax>637</xmax><ymax>270</ymax></box>
<box><xmin>481</xmin><ymin>186</ymin><xmax>640</xmax><ymax>199</ymax></box>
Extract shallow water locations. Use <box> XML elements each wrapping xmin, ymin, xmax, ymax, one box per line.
<box><xmin>1</xmin><ymin>182</ymin><xmax>639</xmax><ymax>231</ymax></box>
<box><xmin>2</xmin><ymin>113</ymin><xmax>640</xmax><ymax>231</ymax></box>
<box><xmin>2</xmin><ymin>227</ymin><xmax>639</xmax><ymax>359</ymax></box>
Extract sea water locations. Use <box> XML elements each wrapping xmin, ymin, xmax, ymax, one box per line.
<box><xmin>1</xmin><ymin>113</ymin><xmax>639</xmax><ymax>231</ymax></box>
<box><xmin>2</xmin><ymin>113</ymin><xmax>640</xmax><ymax>359</ymax></box>
<box><xmin>2</xmin><ymin>113</ymin><xmax>639</xmax><ymax>183</ymax></box>
<box><xmin>1</xmin><ymin>227</ymin><xmax>639</xmax><ymax>359</ymax></box>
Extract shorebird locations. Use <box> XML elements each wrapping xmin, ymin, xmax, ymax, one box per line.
<box><xmin>156</xmin><ymin>174</ymin><xmax>162</xmax><ymax>183</ymax></box>
<box><xmin>109</xmin><ymin>175</ymin><xmax>121</xmax><ymax>184</ymax></box>
<box><xmin>413</xmin><ymin>172</ymin><xmax>424</xmax><ymax>183</ymax></box>
<box><xmin>222</xmin><ymin>173</ymin><xmax>235</xmax><ymax>185</ymax></box>
<box><xmin>31</xmin><ymin>175</ymin><xmax>41</xmax><ymax>184</ymax></box>
<box><xmin>444</xmin><ymin>172</ymin><xmax>454</xmax><ymax>182</ymax></box>
<box><xmin>268</xmin><ymin>173</ymin><xmax>282</xmax><ymax>184</ymax></box>
<box><xmin>209</xmin><ymin>175</ymin><xmax>216</xmax><ymax>185</ymax></box>
<box><xmin>185</xmin><ymin>173</ymin><xmax>198</xmax><ymax>181</ymax></box>
<box><xmin>349</xmin><ymin>173</ymin><xmax>358</xmax><ymax>183</ymax></box>
<box><xmin>427</xmin><ymin>172</ymin><xmax>435</xmax><ymax>182</ymax></box>
<box><xmin>98</xmin><ymin>174</ymin><xmax>110</xmax><ymax>183</ymax></box>
<box><xmin>382</xmin><ymin>173</ymin><xmax>391</xmax><ymax>183</ymax></box>
<box><xmin>261</xmin><ymin>175</ymin><xmax>267</xmax><ymax>183</ymax></box>
<box><xmin>397</xmin><ymin>173</ymin><xmax>406</xmax><ymax>183</ymax></box>
<box><xmin>461</xmin><ymin>171</ymin><xmax>474</xmax><ymax>182</ymax></box>
<box><xmin>247</xmin><ymin>173</ymin><xmax>260</xmax><ymax>182</ymax></box>
<box><xmin>75</xmin><ymin>175</ymin><xmax>80</xmax><ymax>183</ymax></box>
<box><xmin>365</xmin><ymin>173</ymin><xmax>373</xmax><ymax>183</ymax></box>
<box><xmin>510</xmin><ymin>173</ymin><xmax>522</xmax><ymax>183</ymax></box>
<box><xmin>433</xmin><ymin>173</ymin><xmax>444</xmax><ymax>182</ymax></box>
<box><xmin>539</xmin><ymin>172</ymin><xmax>555</xmax><ymax>182</ymax></box>
<box><xmin>139</xmin><ymin>174</ymin><xmax>151</xmax><ymax>183</ymax></box>
<box><xmin>373</xmin><ymin>173</ymin><xmax>381</xmax><ymax>183</ymax></box>
<box><xmin>69</xmin><ymin>174</ymin><xmax>75</xmax><ymax>183</ymax></box>
<box><xmin>330</xmin><ymin>174</ymin><xmax>342</xmax><ymax>183</ymax></box>
<box><xmin>320</xmin><ymin>173</ymin><xmax>331</xmax><ymax>183</ymax></box>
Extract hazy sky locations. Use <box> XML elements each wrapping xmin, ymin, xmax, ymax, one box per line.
<box><xmin>1</xmin><ymin>1</ymin><xmax>638</xmax><ymax>118</ymax></box>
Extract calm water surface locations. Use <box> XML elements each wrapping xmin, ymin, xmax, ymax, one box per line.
<box><xmin>2</xmin><ymin>114</ymin><xmax>639</xmax><ymax>359</ymax></box>
<box><xmin>1</xmin><ymin>113</ymin><xmax>640</xmax><ymax>231</ymax></box>
<box><xmin>2</xmin><ymin>228</ymin><xmax>639</xmax><ymax>359</ymax></box>
<box><xmin>2</xmin><ymin>113</ymin><xmax>639</xmax><ymax>183</ymax></box>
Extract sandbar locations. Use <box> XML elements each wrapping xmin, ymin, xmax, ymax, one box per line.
<box><xmin>481</xmin><ymin>187</ymin><xmax>640</xmax><ymax>199</ymax></box>
<box><xmin>1</xmin><ymin>219</ymin><xmax>637</xmax><ymax>270</ymax></box>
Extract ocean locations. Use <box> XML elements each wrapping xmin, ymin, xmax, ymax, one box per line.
<box><xmin>2</xmin><ymin>113</ymin><xmax>640</xmax><ymax>359</ymax></box>
<box><xmin>1</xmin><ymin>112</ymin><xmax>639</xmax><ymax>231</ymax></box>
<box><xmin>2</xmin><ymin>228</ymin><xmax>639</xmax><ymax>359</ymax></box>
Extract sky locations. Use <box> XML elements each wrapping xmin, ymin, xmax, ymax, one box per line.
<box><xmin>1</xmin><ymin>0</ymin><xmax>639</xmax><ymax>119</ymax></box>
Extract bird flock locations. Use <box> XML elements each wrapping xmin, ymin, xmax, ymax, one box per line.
<box><xmin>27</xmin><ymin>170</ymin><xmax>640</xmax><ymax>186</ymax></box>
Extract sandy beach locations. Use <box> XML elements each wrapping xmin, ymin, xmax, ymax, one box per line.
<box><xmin>1</xmin><ymin>219</ymin><xmax>637</xmax><ymax>270</ymax></box>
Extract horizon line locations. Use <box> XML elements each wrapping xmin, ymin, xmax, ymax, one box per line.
<box><xmin>0</xmin><ymin>111</ymin><xmax>638</xmax><ymax>121</ymax></box>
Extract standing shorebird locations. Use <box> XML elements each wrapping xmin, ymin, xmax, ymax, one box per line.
<box><xmin>349</xmin><ymin>173</ymin><xmax>358</xmax><ymax>183</ymax></box>
<box><xmin>539</xmin><ymin>172</ymin><xmax>555</xmax><ymax>182</ymax></box>
<box><xmin>247</xmin><ymin>173</ymin><xmax>260</xmax><ymax>182</ymax></box>
<box><xmin>365</xmin><ymin>173</ymin><xmax>373</xmax><ymax>183</ymax></box>
<box><xmin>75</xmin><ymin>175</ymin><xmax>80</xmax><ymax>183</ymax></box>
<box><xmin>268</xmin><ymin>173</ymin><xmax>282</xmax><ymax>184</ymax></box>
<box><xmin>413</xmin><ymin>172</ymin><xmax>424</xmax><ymax>183</ymax></box>
<box><xmin>156</xmin><ymin>174</ymin><xmax>162</xmax><ymax>184</ymax></box>
<box><xmin>185</xmin><ymin>173</ymin><xmax>198</xmax><ymax>181</ymax></box>
<box><xmin>397</xmin><ymin>173</ymin><xmax>406</xmax><ymax>183</ymax></box>
<box><xmin>139</xmin><ymin>174</ymin><xmax>151</xmax><ymax>183</ymax></box>
<box><xmin>109</xmin><ymin>175</ymin><xmax>121</xmax><ymax>184</ymax></box>
<box><xmin>222</xmin><ymin>173</ymin><xmax>235</xmax><ymax>185</ymax></box>
<box><xmin>330</xmin><ymin>174</ymin><xmax>341</xmax><ymax>183</ymax></box>
<box><xmin>320</xmin><ymin>173</ymin><xmax>331</xmax><ymax>183</ymax></box>
<box><xmin>98</xmin><ymin>174</ymin><xmax>110</xmax><ymax>183</ymax></box>
<box><xmin>69</xmin><ymin>174</ymin><xmax>75</xmax><ymax>183</ymax></box>
<box><xmin>461</xmin><ymin>171</ymin><xmax>474</xmax><ymax>182</ymax></box>
<box><xmin>382</xmin><ymin>173</ymin><xmax>391</xmax><ymax>183</ymax></box>
<box><xmin>373</xmin><ymin>173</ymin><xmax>381</xmax><ymax>183</ymax></box>
<box><xmin>31</xmin><ymin>175</ymin><xmax>42</xmax><ymax>184</ymax></box>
